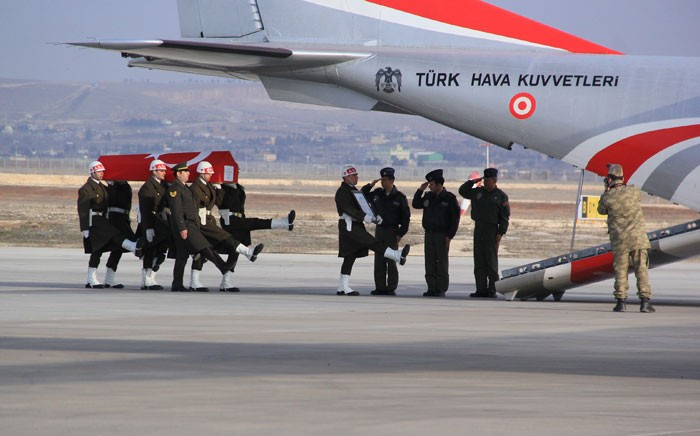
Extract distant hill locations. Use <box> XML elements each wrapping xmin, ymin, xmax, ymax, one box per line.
<box><xmin>0</xmin><ymin>78</ymin><xmax>574</xmax><ymax>173</ymax></box>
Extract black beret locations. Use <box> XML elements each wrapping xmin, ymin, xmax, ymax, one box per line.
<box><xmin>172</xmin><ymin>162</ymin><xmax>190</xmax><ymax>173</ymax></box>
<box><xmin>425</xmin><ymin>169</ymin><xmax>443</xmax><ymax>182</ymax></box>
<box><xmin>484</xmin><ymin>168</ymin><xmax>498</xmax><ymax>178</ymax></box>
<box><xmin>380</xmin><ymin>167</ymin><xmax>395</xmax><ymax>178</ymax></box>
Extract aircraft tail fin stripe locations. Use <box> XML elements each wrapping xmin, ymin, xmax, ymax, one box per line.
<box><xmin>586</xmin><ymin>125</ymin><xmax>700</xmax><ymax>178</ymax></box>
<box><xmin>367</xmin><ymin>0</ymin><xmax>621</xmax><ymax>54</ymax></box>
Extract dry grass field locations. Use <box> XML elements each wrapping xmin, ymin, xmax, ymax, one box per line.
<box><xmin>1</xmin><ymin>173</ymin><xmax>697</xmax><ymax>261</ymax></box>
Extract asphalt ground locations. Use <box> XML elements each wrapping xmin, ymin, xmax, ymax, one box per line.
<box><xmin>1</xmin><ymin>248</ymin><xmax>699</xmax><ymax>436</ymax></box>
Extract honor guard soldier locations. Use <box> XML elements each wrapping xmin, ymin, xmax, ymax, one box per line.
<box><xmin>137</xmin><ymin>159</ymin><xmax>170</xmax><ymax>290</ymax></box>
<box><xmin>78</xmin><ymin>160</ymin><xmax>143</xmax><ymax>288</ymax></box>
<box><xmin>335</xmin><ymin>164</ymin><xmax>410</xmax><ymax>296</ymax></box>
<box><xmin>597</xmin><ymin>163</ymin><xmax>655</xmax><ymax>313</ymax></box>
<box><xmin>412</xmin><ymin>169</ymin><xmax>461</xmax><ymax>297</ymax></box>
<box><xmin>361</xmin><ymin>167</ymin><xmax>410</xmax><ymax>295</ymax></box>
<box><xmin>187</xmin><ymin>161</ymin><xmax>264</xmax><ymax>292</ymax></box>
<box><xmin>168</xmin><ymin>162</ymin><xmax>248</xmax><ymax>292</ymax></box>
<box><xmin>459</xmin><ymin>168</ymin><xmax>510</xmax><ymax>298</ymax></box>
<box><xmin>218</xmin><ymin>182</ymin><xmax>295</xmax><ymax>292</ymax></box>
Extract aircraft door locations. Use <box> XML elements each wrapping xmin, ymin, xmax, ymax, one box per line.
<box><xmin>177</xmin><ymin>0</ymin><xmax>264</xmax><ymax>38</ymax></box>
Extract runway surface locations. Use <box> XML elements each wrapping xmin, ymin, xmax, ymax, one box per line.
<box><xmin>1</xmin><ymin>248</ymin><xmax>699</xmax><ymax>435</ymax></box>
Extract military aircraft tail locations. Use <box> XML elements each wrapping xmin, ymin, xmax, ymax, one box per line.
<box><xmin>176</xmin><ymin>0</ymin><xmax>620</xmax><ymax>54</ymax></box>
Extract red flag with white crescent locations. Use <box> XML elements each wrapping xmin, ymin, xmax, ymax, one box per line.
<box><xmin>97</xmin><ymin>151</ymin><xmax>238</xmax><ymax>183</ymax></box>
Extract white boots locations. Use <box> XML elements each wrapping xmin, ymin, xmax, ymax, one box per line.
<box><xmin>383</xmin><ymin>245</ymin><xmax>411</xmax><ymax>265</ymax></box>
<box><xmin>121</xmin><ymin>239</ymin><xmax>143</xmax><ymax>257</ymax></box>
<box><xmin>104</xmin><ymin>267</ymin><xmax>123</xmax><ymax>289</ymax></box>
<box><xmin>236</xmin><ymin>243</ymin><xmax>264</xmax><ymax>262</ymax></box>
<box><xmin>336</xmin><ymin>274</ymin><xmax>359</xmax><ymax>296</ymax></box>
<box><xmin>271</xmin><ymin>210</ymin><xmax>296</xmax><ymax>231</ymax></box>
<box><xmin>219</xmin><ymin>271</ymin><xmax>240</xmax><ymax>292</ymax></box>
<box><xmin>141</xmin><ymin>268</ymin><xmax>163</xmax><ymax>290</ymax></box>
<box><xmin>189</xmin><ymin>269</ymin><xmax>209</xmax><ymax>292</ymax></box>
<box><xmin>85</xmin><ymin>267</ymin><xmax>104</xmax><ymax>289</ymax></box>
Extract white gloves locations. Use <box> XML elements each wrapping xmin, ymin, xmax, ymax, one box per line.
<box><xmin>363</xmin><ymin>214</ymin><xmax>373</xmax><ymax>224</ymax></box>
<box><xmin>213</xmin><ymin>183</ymin><xmax>222</xmax><ymax>189</ymax></box>
<box><xmin>146</xmin><ymin>228</ymin><xmax>155</xmax><ymax>243</ymax></box>
<box><xmin>373</xmin><ymin>215</ymin><xmax>384</xmax><ymax>225</ymax></box>
<box><xmin>82</xmin><ymin>230</ymin><xmax>90</xmax><ymax>238</ymax></box>
<box><xmin>363</xmin><ymin>214</ymin><xmax>383</xmax><ymax>225</ymax></box>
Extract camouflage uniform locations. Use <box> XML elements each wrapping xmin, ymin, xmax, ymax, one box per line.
<box><xmin>597</xmin><ymin>180</ymin><xmax>652</xmax><ymax>299</ymax></box>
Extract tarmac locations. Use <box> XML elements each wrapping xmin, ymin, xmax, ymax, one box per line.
<box><xmin>1</xmin><ymin>247</ymin><xmax>699</xmax><ymax>436</ymax></box>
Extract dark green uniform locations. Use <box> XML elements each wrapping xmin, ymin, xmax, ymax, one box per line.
<box><xmin>87</xmin><ymin>181</ymin><xmax>135</xmax><ymax>274</ymax></box>
<box><xmin>138</xmin><ymin>176</ymin><xmax>170</xmax><ymax>270</ymax></box>
<box><xmin>77</xmin><ymin>177</ymin><xmax>124</xmax><ymax>258</ymax></box>
<box><xmin>167</xmin><ymin>178</ymin><xmax>211</xmax><ymax>289</ymax></box>
<box><xmin>459</xmin><ymin>179</ymin><xmax>510</xmax><ymax>294</ymax></box>
<box><xmin>361</xmin><ymin>184</ymin><xmax>410</xmax><ymax>292</ymax></box>
<box><xmin>335</xmin><ymin>182</ymin><xmax>385</xmax><ymax>274</ymax></box>
<box><xmin>189</xmin><ymin>178</ymin><xmax>239</xmax><ymax>271</ymax></box>
<box><xmin>218</xmin><ymin>183</ymin><xmax>273</xmax><ymax>271</ymax></box>
<box><xmin>412</xmin><ymin>188</ymin><xmax>460</xmax><ymax>295</ymax></box>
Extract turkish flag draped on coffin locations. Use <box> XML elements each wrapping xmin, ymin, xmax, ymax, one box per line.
<box><xmin>97</xmin><ymin>151</ymin><xmax>239</xmax><ymax>183</ymax></box>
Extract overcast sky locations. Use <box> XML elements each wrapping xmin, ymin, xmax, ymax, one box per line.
<box><xmin>1</xmin><ymin>0</ymin><xmax>699</xmax><ymax>82</ymax></box>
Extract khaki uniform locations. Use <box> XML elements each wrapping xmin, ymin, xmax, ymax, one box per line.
<box><xmin>597</xmin><ymin>182</ymin><xmax>652</xmax><ymax>299</ymax></box>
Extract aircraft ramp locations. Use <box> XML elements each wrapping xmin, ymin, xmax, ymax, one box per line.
<box><xmin>496</xmin><ymin>219</ymin><xmax>700</xmax><ymax>301</ymax></box>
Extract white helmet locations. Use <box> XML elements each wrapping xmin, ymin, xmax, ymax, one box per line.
<box><xmin>341</xmin><ymin>164</ymin><xmax>358</xmax><ymax>178</ymax></box>
<box><xmin>196</xmin><ymin>161</ymin><xmax>214</xmax><ymax>174</ymax></box>
<box><xmin>89</xmin><ymin>160</ymin><xmax>105</xmax><ymax>173</ymax></box>
<box><xmin>149</xmin><ymin>159</ymin><xmax>167</xmax><ymax>171</ymax></box>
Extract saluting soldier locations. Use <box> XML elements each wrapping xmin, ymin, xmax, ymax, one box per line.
<box><xmin>137</xmin><ymin>159</ymin><xmax>170</xmax><ymax>290</ymax></box>
<box><xmin>188</xmin><ymin>161</ymin><xmax>264</xmax><ymax>292</ymax></box>
<box><xmin>597</xmin><ymin>163</ymin><xmax>655</xmax><ymax>313</ymax></box>
<box><xmin>78</xmin><ymin>160</ymin><xmax>142</xmax><ymax>288</ymax></box>
<box><xmin>361</xmin><ymin>167</ymin><xmax>410</xmax><ymax>296</ymax></box>
<box><xmin>335</xmin><ymin>164</ymin><xmax>410</xmax><ymax>296</ymax></box>
<box><xmin>413</xmin><ymin>169</ymin><xmax>461</xmax><ymax>297</ymax></box>
<box><xmin>218</xmin><ymin>182</ymin><xmax>295</xmax><ymax>292</ymax></box>
<box><xmin>459</xmin><ymin>167</ymin><xmax>510</xmax><ymax>299</ymax></box>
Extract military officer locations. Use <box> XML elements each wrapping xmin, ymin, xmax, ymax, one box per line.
<box><xmin>361</xmin><ymin>167</ymin><xmax>410</xmax><ymax>296</ymax></box>
<box><xmin>459</xmin><ymin>167</ymin><xmax>510</xmax><ymax>298</ymax></box>
<box><xmin>187</xmin><ymin>161</ymin><xmax>264</xmax><ymax>292</ymax></box>
<box><xmin>597</xmin><ymin>163</ymin><xmax>655</xmax><ymax>313</ymax></box>
<box><xmin>78</xmin><ymin>160</ymin><xmax>142</xmax><ymax>288</ymax></box>
<box><xmin>218</xmin><ymin>181</ymin><xmax>295</xmax><ymax>292</ymax></box>
<box><xmin>412</xmin><ymin>169</ymin><xmax>461</xmax><ymax>297</ymax></box>
<box><xmin>137</xmin><ymin>159</ymin><xmax>170</xmax><ymax>290</ymax></box>
<box><xmin>335</xmin><ymin>164</ymin><xmax>410</xmax><ymax>296</ymax></box>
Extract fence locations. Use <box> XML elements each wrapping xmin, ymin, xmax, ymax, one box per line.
<box><xmin>0</xmin><ymin>157</ymin><xmax>603</xmax><ymax>183</ymax></box>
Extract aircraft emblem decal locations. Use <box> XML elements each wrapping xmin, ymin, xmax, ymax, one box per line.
<box><xmin>375</xmin><ymin>67</ymin><xmax>402</xmax><ymax>93</ymax></box>
<box><xmin>509</xmin><ymin>93</ymin><xmax>536</xmax><ymax>119</ymax></box>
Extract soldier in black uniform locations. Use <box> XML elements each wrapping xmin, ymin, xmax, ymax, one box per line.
<box><xmin>78</xmin><ymin>161</ymin><xmax>142</xmax><ymax>288</ymax></box>
<box><xmin>187</xmin><ymin>161</ymin><xmax>264</xmax><ymax>292</ymax></box>
<box><xmin>137</xmin><ymin>159</ymin><xmax>170</xmax><ymax>290</ymax></box>
<box><xmin>361</xmin><ymin>167</ymin><xmax>410</xmax><ymax>296</ymax></box>
<box><xmin>218</xmin><ymin>182</ymin><xmax>295</xmax><ymax>292</ymax></box>
<box><xmin>167</xmin><ymin>162</ymin><xmax>242</xmax><ymax>292</ymax></box>
<box><xmin>335</xmin><ymin>164</ymin><xmax>410</xmax><ymax>296</ymax></box>
<box><xmin>412</xmin><ymin>169</ymin><xmax>461</xmax><ymax>297</ymax></box>
<box><xmin>459</xmin><ymin>168</ymin><xmax>510</xmax><ymax>298</ymax></box>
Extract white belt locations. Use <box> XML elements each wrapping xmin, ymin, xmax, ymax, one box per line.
<box><xmin>89</xmin><ymin>210</ymin><xmax>102</xmax><ymax>227</ymax></box>
<box><xmin>108</xmin><ymin>207</ymin><xmax>128</xmax><ymax>214</ymax></box>
<box><xmin>340</xmin><ymin>213</ymin><xmax>354</xmax><ymax>232</ymax></box>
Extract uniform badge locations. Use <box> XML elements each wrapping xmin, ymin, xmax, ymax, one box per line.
<box><xmin>423</xmin><ymin>200</ymin><xmax>429</xmax><ymax>207</ymax></box>
<box><xmin>170</xmin><ymin>191</ymin><xmax>177</xmax><ymax>198</ymax></box>
<box><xmin>476</xmin><ymin>192</ymin><xmax>483</xmax><ymax>200</ymax></box>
